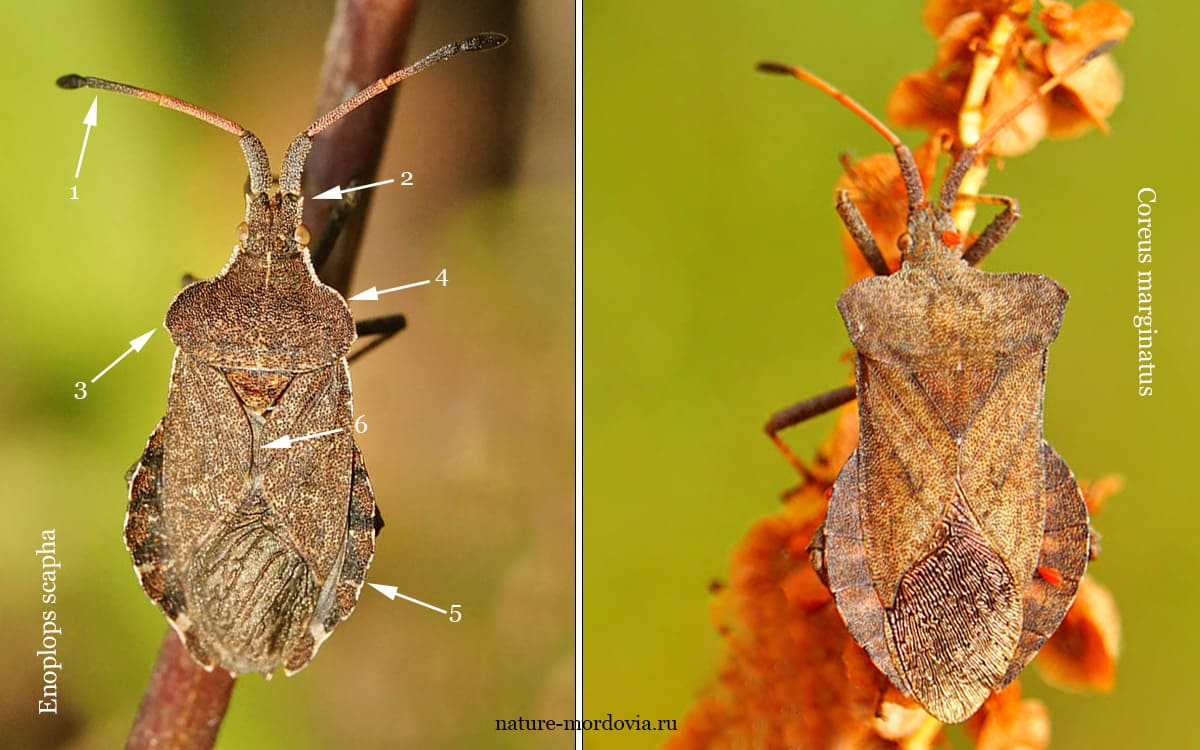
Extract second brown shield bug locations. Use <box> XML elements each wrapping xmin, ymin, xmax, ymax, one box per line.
<box><xmin>757</xmin><ymin>42</ymin><xmax>1116</xmax><ymax>722</ymax></box>
<box><xmin>57</xmin><ymin>32</ymin><xmax>507</xmax><ymax>677</ymax></box>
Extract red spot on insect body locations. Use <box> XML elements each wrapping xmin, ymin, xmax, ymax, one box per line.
<box><xmin>942</xmin><ymin>230</ymin><xmax>962</xmax><ymax>246</ymax></box>
<box><xmin>1037</xmin><ymin>566</ymin><xmax>1064</xmax><ymax>585</ymax></box>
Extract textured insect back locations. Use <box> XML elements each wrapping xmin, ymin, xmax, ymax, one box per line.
<box><xmin>671</xmin><ymin>9</ymin><xmax>1128</xmax><ymax>747</ymax></box>
<box><xmin>59</xmin><ymin>32</ymin><xmax>508</xmax><ymax>677</ymax></box>
<box><xmin>754</xmin><ymin>39</ymin><xmax>1122</xmax><ymax>725</ymax></box>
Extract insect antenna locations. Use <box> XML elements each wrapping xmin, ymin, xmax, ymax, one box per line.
<box><xmin>938</xmin><ymin>39</ymin><xmax>1120</xmax><ymax>209</ymax></box>
<box><xmin>279</xmin><ymin>32</ymin><xmax>508</xmax><ymax>195</ymax></box>
<box><xmin>756</xmin><ymin>62</ymin><xmax>927</xmax><ymax>209</ymax></box>
<box><xmin>303</xmin><ymin>33</ymin><xmax>507</xmax><ymax>138</ymax></box>
<box><xmin>55</xmin><ymin>72</ymin><xmax>276</xmax><ymax>193</ymax></box>
<box><xmin>54</xmin><ymin>74</ymin><xmax>248</xmax><ymax>136</ymax></box>
<box><xmin>57</xmin><ymin>32</ymin><xmax>508</xmax><ymax>197</ymax></box>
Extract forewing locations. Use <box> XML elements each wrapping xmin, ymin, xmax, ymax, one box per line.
<box><xmin>257</xmin><ymin>359</ymin><xmax>355</xmax><ymax>586</ymax></box>
<box><xmin>286</xmin><ymin>442</ymin><xmax>377</xmax><ymax>674</ymax></box>
<box><xmin>882</xmin><ymin>493</ymin><xmax>1021</xmax><ymax>723</ymax></box>
<box><xmin>125</xmin><ymin>418</ymin><xmax>213</xmax><ymax>661</ymax></box>
<box><xmin>856</xmin><ymin>355</ymin><xmax>957</xmax><ymax>603</ymax></box>
<box><xmin>127</xmin><ymin>350</ymin><xmax>255</xmax><ymax>671</ymax></box>
<box><xmin>847</xmin><ymin>354</ymin><xmax>1031</xmax><ymax>723</ymax></box>
<box><xmin>958</xmin><ymin>352</ymin><xmax>1048</xmax><ymax>593</ymax></box>
<box><xmin>1000</xmin><ymin>441</ymin><xmax>1090</xmax><ymax>687</ymax></box>
<box><xmin>161</xmin><ymin>350</ymin><xmax>253</xmax><ymax>567</ymax></box>
<box><xmin>825</xmin><ymin>451</ymin><xmax>910</xmax><ymax>695</ymax></box>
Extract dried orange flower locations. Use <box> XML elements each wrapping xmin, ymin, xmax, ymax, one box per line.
<box><xmin>667</xmin><ymin>416</ymin><xmax>933</xmax><ymax>749</ymax></box>
<box><xmin>1081</xmin><ymin>474</ymin><xmax>1124</xmax><ymax>516</ymax></box>
<box><xmin>891</xmin><ymin>0</ymin><xmax>1132</xmax><ymax>157</ymax></box>
<box><xmin>1032</xmin><ymin>2</ymin><xmax>1131</xmax><ymax>140</ymax></box>
<box><xmin>923</xmin><ymin>0</ymin><xmax>1030</xmax><ymax>36</ymax></box>
<box><xmin>963</xmin><ymin>683</ymin><xmax>1050</xmax><ymax>750</ymax></box>
<box><xmin>670</xmin><ymin>2</ymin><xmax>1128</xmax><ymax>746</ymax></box>
<box><xmin>1036</xmin><ymin>576</ymin><xmax>1121</xmax><ymax>691</ymax></box>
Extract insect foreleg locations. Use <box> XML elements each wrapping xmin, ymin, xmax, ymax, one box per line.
<box><xmin>961</xmin><ymin>194</ymin><xmax>1021</xmax><ymax>266</ymax></box>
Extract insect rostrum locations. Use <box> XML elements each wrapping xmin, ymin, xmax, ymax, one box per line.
<box><xmin>59</xmin><ymin>33</ymin><xmax>507</xmax><ymax>677</ymax></box>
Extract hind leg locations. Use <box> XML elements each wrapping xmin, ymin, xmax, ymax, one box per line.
<box><xmin>764</xmin><ymin>384</ymin><xmax>856</xmax><ymax>489</ymax></box>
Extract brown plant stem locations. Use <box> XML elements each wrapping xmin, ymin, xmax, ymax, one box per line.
<box><xmin>124</xmin><ymin>3</ymin><xmax>419</xmax><ymax>747</ymax></box>
<box><xmin>303</xmin><ymin>0</ymin><xmax>419</xmax><ymax>295</ymax></box>
<box><xmin>126</xmin><ymin>633</ymin><xmax>234</xmax><ymax>750</ymax></box>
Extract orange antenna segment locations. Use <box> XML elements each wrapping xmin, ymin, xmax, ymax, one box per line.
<box><xmin>939</xmin><ymin>38</ymin><xmax>1121</xmax><ymax>209</ymax></box>
<box><xmin>55</xmin><ymin>75</ymin><xmax>247</xmax><ymax>137</ymax></box>
<box><xmin>304</xmin><ymin>33</ymin><xmax>507</xmax><ymax>138</ymax></box>
<box><xmin>758</xmin><ymin>61</ymin><xmax>926</xmax><ymax>209</ymax></box>
<box><xmin>974</xmin><ymin>39</ymin><xmax>1119</xmax><ymax>152</ymax></box>
<box><xmin>756</xmin><ymin>62</ymin><xmax>903</xmax><ymax>149</ymax></box>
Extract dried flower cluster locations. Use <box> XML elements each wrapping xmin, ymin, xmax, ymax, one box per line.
<box><xmin>842</xmin><ymin>0</ymin><xmax>1132</xmax><ymax>273</ymax></box>
<box><xmin>668</xmin><ymin>2</ymin><xmax>1128</xmax><ymax>747</ymax></box>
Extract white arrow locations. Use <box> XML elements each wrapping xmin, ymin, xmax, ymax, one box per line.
<box><xmin>262</xmin><ymin>428</ymin><xmax>345</xmax><ymax>450</ymax></box>
<box><xmin>73</xmin><ymin>97</ymin><xmax>98</xmax><ymax>179</ymax></box>
<box><xmin>348</xmin><ymin>279</ymin><xmax>431</xmax><ymax>302</ymax></box>
<box><xmin>313</xmin><ymin>178</ymin><xmax>395</xmax><ymax>201</ymax></box>
<box><xmin>368</xmin><ymin>583</ymin><xmax>449</xmax><ymax>615</ymax></box>
<box><xmin>90</xmin><ymin>329</ymin><xmax>155</xmax><ymax>384</ymax></box>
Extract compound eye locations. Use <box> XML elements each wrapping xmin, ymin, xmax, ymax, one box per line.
<box><xmin>295</xmin><ymin>224</ymin><xmax>311</xmax><ymax>245</ymax></box>
<box><xmin>897</xmin><ymin>232</ymin><xmax>913</xmax><ymax>252</ymax></box>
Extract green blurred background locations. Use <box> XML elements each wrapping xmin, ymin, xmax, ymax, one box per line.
<box><xmin>1</xmin><ymin>1</ymin><xmax>573</xmax><ymax>748</ymax></box>
<box><xmin>585</xmin><ymin>1</ymin><xmax>1195</xmax><ymax>748</ymax></box>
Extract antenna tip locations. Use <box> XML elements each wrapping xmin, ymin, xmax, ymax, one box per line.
<box><xmin>462</xmin><ymin>33</ymin><xmax>508</xmax><ymax>52</ymax></box>
<box><xmin>1086</xmin><ymin>38</ymin><xmax>1120</xmax><ymax>62</ymax></box>
<box><xmin>756</xmin><ymin>61</ymin><xmax>794</xmax><ymax>76</ymax></box>
<box><xmin>56</xmin><ymin>74</ymin><xmax>87</xmax><ymax>90</ymax></box>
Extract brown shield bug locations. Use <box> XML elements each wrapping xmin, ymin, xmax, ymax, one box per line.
<box><xmin>57</xmin><ymin>32</ymin><xmax>507</xmax><ymax>677</ymax></box>
<box><xmin>757</xmin><ymin>42</ymin><xmax>1116</xmax><ymax>722</ymax></box>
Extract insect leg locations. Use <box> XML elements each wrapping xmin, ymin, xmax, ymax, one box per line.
<box><xmin>961</xmin><ymin>194</ymin><xmax>1021</xmax><ymax>266</ymax></box>
<box><xmin>764</xmin><ymin>384</ymin><xmax>856</xmax><ymax>481</ymax></box>
<box><xmin>309</xmin><ymin>186</ymin><xmax>361</xmax><ymax>274</ymax></box>
<box><xmin>836</xmin><ymin>190</ymin><xmax>891</xmax><ymax>276</ymax></box>
<box><xmin>806</xmin><ymin>523</ymin><xmax>829</xmax><ymax>587</ymax></box>
<box><xmin>349</xmin><ymin>314</ymin><xmax>408</xmax><ymax>363</ymax></box>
